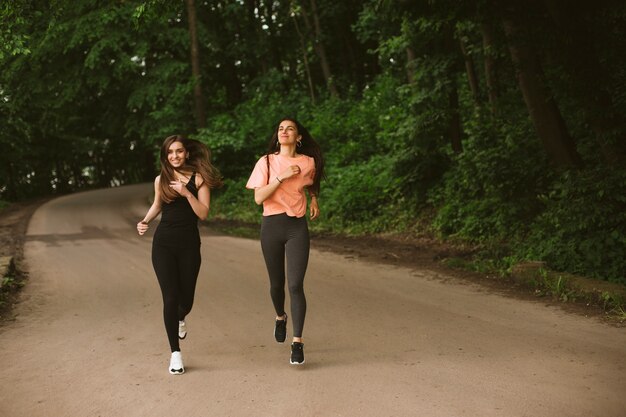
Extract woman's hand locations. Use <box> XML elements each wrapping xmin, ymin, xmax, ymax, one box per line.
<box><xmin>277</xmin><ymin>165</ymin><xmax>301</xmax><ymax>182</ymax></box>
<box><xmin>309</xmin><ymin>197</ymin><xmax>319</xmax><ymax>220</ymax></box>
<box><xmin>137</xmin><ymin>221</ymin><xmax>149</xmax><ymax>236</ymax></box>
<box><xmin>254</xmin><ymin>165</ymin><xmax>301</xmax><ymax>205</ymax></box>
<box><xmin>169</xmin><ymin>179</ymin><xmax>190</xmax><ymax>197</ymax></box>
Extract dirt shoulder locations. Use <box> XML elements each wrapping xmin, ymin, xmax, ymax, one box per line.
<box><xmin>0</xmin><ymin>198</ymin><xmax>50</xmax><ymax>320</ymax></box>
<box><xmin>0</xmin><ymin>199</ymin><xmax>49</xmax><ymax>258</ymax></box>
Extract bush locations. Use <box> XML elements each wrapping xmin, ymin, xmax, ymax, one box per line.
<box><xmin>522</xmin><ymin>168</ymin><xmax>626</xmax><ymax>284</ymax></box>
<box><xmin>432</xmin><ymin>117</ymin><xmax>548</xmax><ymax>242</ymax></box>
<box><xmin>209</xmin><ymin>178</ymin><xmax>261</xmax><ymax>224</ymax></box>
<box><xmin>196</xmin><ymin>70</ymin><xmax>313</xmax><ymax>180</ymax></box>
<box><xmin>320</xmin><ymin>154</ymin><xmax>404</xmax><ymax>233</ymax></box>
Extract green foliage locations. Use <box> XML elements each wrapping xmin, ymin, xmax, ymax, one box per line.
<box><xmin>0</xmin><ymin>0</ymin><xmax>158</xmax><ymax>198</ymax></box>
<box><xmin>522</xmin><ymin>168</ymin><xmax>626</xmax><ymax>284</ymax></box>
<box><xmin>208</xmin><ymin>178</ymin><xmax>261</xmax><ymax>224</ymax></box>
<box><xmin>321</xmin><ymin>154</ymin><xmax>403</xmax><ymax>233</ymax></box>
<box><xmin>309</xmin><ymin>74</ymin><xmax>403</xmax><ymax>166</ymax></box>
<box><xmin>532</xmin><ymin>269</ymin><xmax>576</xmax><ymax>302</ymax></box>
<box><xmin>389</xmin><ymin>64</ymin><xmax>454</xmax><ymax>202</ymax></box>
<box><xmin>2</xmin><ymin>0</ymin><xmax>625</xmax><ymax>287</ymax></box>
<box><xmin>0</xmin><ymin>2</ymin><xmax>31</xmax><ymax>59</ymax></box>
<box><xmin>196</xmin><ymin>70</ymin><xmax>312</xmax><ymax>180</ymax></box>
<box><xmin>1</xmin><ymin>276</ymin><xmax>21</xmax><ymax>289</ymax></box>
<box><xmin>432</xmin><ymin>112</ymin><xmax>548</xmax><ymax>242</ymax></box>
<box><xmin>599</xmin><ymin>292</ymin><xmax>626</xmax><ymax>318</ymax></box>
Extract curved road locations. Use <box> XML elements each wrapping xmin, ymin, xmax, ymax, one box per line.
<box><xmin>0</xmin><ymin>184</ymin><xmax>625</xmax><ymax>417</ymax></box>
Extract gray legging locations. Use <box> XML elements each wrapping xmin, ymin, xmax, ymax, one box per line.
<box><xmin>260</xmin><ymin>213</ymin><xmax>310</xmax><ymax>338</ymax></box>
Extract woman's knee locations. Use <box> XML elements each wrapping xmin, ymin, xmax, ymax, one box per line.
<box><xmin>288</xmin><ymin>281</ymin><xmax>305</xmax><ymax>295</ymax></box>
<box><xmin>163</xmin><ymin>294</ymin><xmax>178</xmax><ymax>311</ymax></box>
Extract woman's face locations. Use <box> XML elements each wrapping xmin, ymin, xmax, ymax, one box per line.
<box><xmin>167</xmin><ymin>141</ymin><xmax>187</xmax><ymax>168</ymax></box>
<box><xmin>277</xmin><ymin>120</ymin><xmax>301</xmax><ymax>146</ymax></box>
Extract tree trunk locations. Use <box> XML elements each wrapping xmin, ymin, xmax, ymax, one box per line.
<box><xmin>444</xmin><ymin>26</ymin><xmax>463</xmax><ymax>153</ymax></box>
<box><xmin>292</xmin><ymin>13</ymin><xmax>316</xmax><ymax>104</ymax></box>
<box><xmin>245</xmin><ymin>0</ymin><xmax>268</xmax><ymax>74</ymax></box>
<box><xmin>544</xmin><ymin>0</ymin><xmax>625</xmax><ymax>164</ymax></box>
<box><xmin>481</xmin><ymin>21</ymin><xmax>499</xmax><ymax>114</ymax></box>
<box><xmin>406</xmin><ymin>47</ymin><xmax>416</xmax><ymax>84</ymax></box>
<box><xmin>459</xmin><ymin>38</ymin><xmax>480</xmax><ymax>104</ymax></box>
<box><xmin>185</xmin><ymin>0</ymin><xmax>205</xmax><ymax>129</ymax></box>
<box><xmin>341</xmin><ymin>27</ymin><xmax>359</xmax><ymax>87</ymax></box>
<box><xmin>6</xmin><ymin>162</ymin><xmax>16</xmax><ymax>200</ymax></box>
<box><xmin>448</xmin><ymin>81</ymin><xmax>463</xmax><ymax>154</ymax></box>
<box><xmin>501</xmin><ymin>16</ymin><xmax>582</xmax><ymax>167</ymax></box>
<box><xmin>300</xmin><ymin>0</ymin><xmax>339</xmax><ymax>97</ymax></box>
<box><xmin>262</xmin><ymin>0</ymin><xmax>283</xmax><ymax>74</ymax></box>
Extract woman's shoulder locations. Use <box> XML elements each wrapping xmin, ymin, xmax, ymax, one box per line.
<box><xmin>302</xmin><ymin>154</ymin><xmax>315</xmax><ymax>165</ymax></box>
<box><xmin>256</xmin><ymin>153</ymin><xmax>277</xmax><ymax>166</ymax></box>
<box><xmin>194</xmin><ymin>172</ymin><xmax>206</xmax><ymax>188</ymax></box>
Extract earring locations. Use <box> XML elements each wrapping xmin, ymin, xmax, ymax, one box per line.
<box><xmin>297</xmin><ymin>141</ymin><xmax>302</xmax><ymax>148</ymax></box>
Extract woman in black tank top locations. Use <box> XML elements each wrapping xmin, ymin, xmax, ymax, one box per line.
<box><xmin>137</xmin><ymin>135</ymin><xmax>222</xmax><ymax>375</ymax></box>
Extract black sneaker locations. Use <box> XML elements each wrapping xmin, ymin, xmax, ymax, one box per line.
<box><xmin>290</xmin><ymin>342</ymin><xmax>305</xmax><ymax>365</ymax></box>
<box><xmin>274</xmin><ymin>314</ymin><xmax>287</xmax><ymax>343</ymax></box>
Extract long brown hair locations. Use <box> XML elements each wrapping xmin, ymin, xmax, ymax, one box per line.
<box><xmin>265</xmin><ymin>118</ymin><xmax>325</xmax><ymax>196</ymax></box>
<box><xmin>158</xmin><ymin>135</ymin><xmax>223</xmax><ymax>203</ymax></box>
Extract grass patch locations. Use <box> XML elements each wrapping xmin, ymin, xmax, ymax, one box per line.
<box><xmin>444</xmin><ymin>255</ymin><xmax>626</xmax><ymax>322</ymax></box>
<box><xmin>0</xmin><ymin>274</ymin><xmax>25</xmax><ymax>317</ymax></box>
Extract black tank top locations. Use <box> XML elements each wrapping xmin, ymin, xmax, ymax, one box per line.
<box><xmin>153</xmin><ymin>172</ymin><xmax>200</xmax><ymax>247</ymax></box>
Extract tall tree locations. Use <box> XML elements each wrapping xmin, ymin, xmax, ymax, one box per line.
<box><xmin>298</xmin><ymin>0</ymin><xmax>339</xmax><ymax>97</ymax></box>
<box><xmin>480</xmin><ymin>20</ymin><xmax>499</xmax><ymax>114</ymax></box>
<box><xmin>405</xmin><ymin>47</ymin><xmax>416</xmax><ymax>84</ymax></box>
<box><xmin>291</xmin><ymin>9</ymin><xmax>316</xmax><ymax>103</ymax></box>
<box><xmin>500</xmin><ymin>8</ymin><xmax>582</xmax><ymax>167</ymax></box>
<box><xmin>543</xmin><ymin>0</ymin><xmax>625</xmax><ymax>165</ymax></box>
<box><xmin>185</xmin><ymin>0</ymin><xmax>205</xmax><ymax>129</ymax></box>
<box><xmin>458</xmin><ymin>35</ymin><xmax>480</xmax><ymax>104</ymax></box>
<box><xmin>446</xmin><ymin>25</ymin><xmax>464</xmax><ymax>153</ymax></box>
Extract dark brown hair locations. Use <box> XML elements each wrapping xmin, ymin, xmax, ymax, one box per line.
<box><xmin>265</xmin><ymin>118</ymin><xmax>324</xmax><ymax>196</ymax></box>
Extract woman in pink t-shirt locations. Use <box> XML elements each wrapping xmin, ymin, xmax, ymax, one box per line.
<box><xmin>246</xmin><ymin>118</ymin><xmax>324</xmax><ymax>365</ymax></box>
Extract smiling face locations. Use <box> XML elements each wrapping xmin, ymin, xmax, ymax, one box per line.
<box><xmin>167</xmin><ymin>141</ymin><xmax>187</xmax><ymax>168</ymax></box>
<box><xmin>277</xmin><ymin>120</ymin><xmax>301</xmax><ymax>147</ymax></box>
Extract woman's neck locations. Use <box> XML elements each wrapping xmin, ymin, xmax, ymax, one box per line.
<box><xmin>172</xmin><ymin>169</ymin><xmax>190</xmax><ymax>178</ymax></box>
<box><xmin>279</xmin><ymin>145</ymin><xmax>297</xmax><ymax>158</ymax></box>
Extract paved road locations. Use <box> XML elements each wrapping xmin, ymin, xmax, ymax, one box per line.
<box><xmin>1</xmin><ymin>183</ymin><xmax>624</xmax><ymax>417</ymax></box>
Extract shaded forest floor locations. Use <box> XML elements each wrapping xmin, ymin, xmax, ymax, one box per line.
<box><xmin>1</xmin><ymin>198</ymin><xmax>624</xmax><ymax>326</ymax></box>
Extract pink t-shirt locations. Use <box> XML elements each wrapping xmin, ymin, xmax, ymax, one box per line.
<box><xmin>246</xmin><ymin>153</ymin><xmax>316</xmax><ymax>218</ymax></box>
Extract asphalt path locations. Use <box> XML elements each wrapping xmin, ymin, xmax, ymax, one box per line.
<box><xmin>0</xmin><ymin>183</ymin><xmax>624</xmax><ymax>417</ymax></box>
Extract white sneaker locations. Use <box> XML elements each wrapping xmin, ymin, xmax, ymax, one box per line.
<box><xmin>178</xmin><ymin>320</ymin><xmax>187</xmax><ymax>340</ymax></box>
<box><xmin>169</xmin><ymin>351</ymin><xmax>184</xmax><ymax>375</ymax></box>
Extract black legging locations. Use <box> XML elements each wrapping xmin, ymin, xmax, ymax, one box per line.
<box><xmin>260</xmin><ymin>213</ymin><xmax>310</xmax><ymax>338</ymax></box>
<box><xmin>152</xmin><ymin>242</ymin><xmax>201</xmax><ymax>352</ymax></box>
